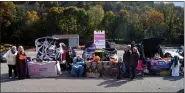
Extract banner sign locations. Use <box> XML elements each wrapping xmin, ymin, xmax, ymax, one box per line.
<box><xmin>94</xmin><ymin>31</ymin><xmax>105</xmax><ymax>49</ymax></box>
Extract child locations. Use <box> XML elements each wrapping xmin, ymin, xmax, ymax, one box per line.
<box><xmin>136</xmin><ymin>60</ymin><xmax>144</xmax><ymax>76</ymax></box>
<box><xmin>3</xmin><ymin>46</ymin><xmax>18</xmax><ymax>79</ymax></box>
<box><xmin>117</xmin><ymin>57</ymin><xmax>125</xmax><ymax>79</ymax></box>
<box><xmin>171</xmin><ymin>56</ymin><xmax>181</xmax><ymax>77</ymax></box>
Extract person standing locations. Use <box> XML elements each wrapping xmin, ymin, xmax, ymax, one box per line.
<box><xmin>123</xmin><ymin>45</ymin><xmax>132</xmax><ymax>78</ymax></box>
<box><xmin>16</xmin><ymin>46</ymin><xmax>27</xmax><ymax>79</ymax></box>
<box><xmin>171</xmin><ymin>56</ymin><xmax>181</xmax><ymax>77</ymax></box>
<box><xmin>3</xmin><ymin>46</ymin><xmax>18</xmax><ymax>79</ymax></box>
<box><xmin>131</xmin><ymin>41</ymin><xmax>136</xmax><ymax>49</ymax></box>
<box><xmin>130</xmin><ymin>47</ymin><xmax>140</xmax><ymax>80</ymax></box>
<box><xmin>117</xmin><ymin>57</ymin><xmax>124</xmax><ymax>79</ymax></box>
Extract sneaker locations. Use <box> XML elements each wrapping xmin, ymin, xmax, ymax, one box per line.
<box><xmin>15</xmin><ymin>76</ymin><xmax>19</xmax><ymax>79</ymax></box>
<box><xmin>9</xmin><ymin>77</ymin><xmax>12</xmax><ymax>79</ymax></box>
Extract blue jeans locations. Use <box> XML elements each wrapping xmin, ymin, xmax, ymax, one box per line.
<box><xmin>122</xmin><ymin>63</ymin><xmax>126</xmax><ymax>74</ymax></box>
<box><xmin>71</xmin><ymin>65</ymin><xmax>84</xmax><ymax>77</ymax></box>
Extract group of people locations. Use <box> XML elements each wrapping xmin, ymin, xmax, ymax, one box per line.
<box><xmin>3</xmin><ymin>41</ymin><xmax>182</xmax><ymax>79</ymax></box>
<box><xmin>3</xmin><ymin>46</ymin><xmax>29</xmax><ymax>79</ymax></box>
<box><xmin>123</xmin><ymin>42</ymin><xmax>140</xmax><ymax>80</ymax></box>
<box><xmin>123</xmin><ymin>41</ymin><xmax>182</xmax><ymax>79</ymax></box>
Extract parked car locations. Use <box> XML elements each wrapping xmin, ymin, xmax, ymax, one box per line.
<box><xmin>0</xmin><ymin>51</ymin><xmax>7</xmax><ymax>62</ymax></box>
<box><xmin>137</xmin><ymin>37</ymin><xmax>172</xmax><ymax>74</ymax></box>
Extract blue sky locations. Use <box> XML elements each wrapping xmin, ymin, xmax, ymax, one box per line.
<box><xmin>155</xmin><ymin>2</ymin><xmax>184</xmax><ymax>7</ymax></box>
<box><xmin>173</xmin><ymin>2</ymin><xmax>184</xmax><ymax>7</ymax></box>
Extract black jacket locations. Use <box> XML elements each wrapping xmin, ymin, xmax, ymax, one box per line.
<box><xmin>130</xmin><ymin>52</ymin><xmax>139</xmax><ymax>66</ymax></box>
<box><xmin>123</xmin><ymin>50</ymin><xmax>131</xmax><ymax>64</ymax></box>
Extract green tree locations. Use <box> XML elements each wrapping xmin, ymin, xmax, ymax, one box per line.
<box><xmin>0</xmin><ymin>1</ymin><xmax>16</xmax><ymax>43</ymax></box>
<box><xmin>87</xmin><ymin>5</ymin><xmax>104</xmax><ymax>40</ymax></box>
<box><xmin>8</xmin><ymin>6</ymin><xmax>27</xmax><ymax>44</ymax></box>
<box><xmin>102</xmin><ymin>11</ymin><xmax>116</xmax><ymax>39</ymax></box>
<box><xmin>128</xmin><ymin>13</ymin><xmax>144</xmax><ymax>41</ymax></box>
<box><xmin>114</xmin><ymin>9</ymin><xmax>129</xmax><ymax>41</ymax></box>
<box><xmin>46</xmin><ymin>7</ymin><xmax>64</xmax><ymax>34</ymax></box>
<box><xmin>59</xmin><ymin>6</ymin><xmax>79</xmax><ymax>34</ymax></box>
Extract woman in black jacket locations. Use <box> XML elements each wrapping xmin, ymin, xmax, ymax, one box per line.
<box><xmin>130</xmin><ymin>47</ymin><xmax>140</xmax><ymax>80</ymax></box>
<box><xmin>123</xmin><ymin>45</ymin><xmax>132</xmax><ymax>78</ymax></box>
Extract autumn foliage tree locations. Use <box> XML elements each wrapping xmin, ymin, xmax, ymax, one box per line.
<box><xmin>146</xmin><ymin>10</ymin><xmax>164</xmax><ymax>37</ymax></box>
<box><xmin>0</xmin><ymin>1</ymin><xmax>184</xmax><ymax>46</ymax></box>
<box><xmin>0</xmin><ymin>2</ymin><xmax>16</xmax><ymax>43</ymax></box>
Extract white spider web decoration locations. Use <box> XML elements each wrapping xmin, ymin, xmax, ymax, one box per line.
<box><xmin>35</xmin><ymin>37</ymin><xmax>62</xmax><ymax>61</ymax></box>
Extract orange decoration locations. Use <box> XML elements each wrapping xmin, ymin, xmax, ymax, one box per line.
<box><xmin>163</xmin><ymin>58</ymin><xmax>169</xmax><ymax>61</ymax></box>
<box><xmin>19</xmin><ymin>55</ymin><xmax>26</xmax><ymax>61</ymax></box>
<box><xmin>93</xmin><ymin>56</ymin><xmax>100</xmax><ymax>62</ymax></box>
<box><xmin>110</xmin><ymin>58</ymin><xmax>117</xmax><ymax>63</ymax></box>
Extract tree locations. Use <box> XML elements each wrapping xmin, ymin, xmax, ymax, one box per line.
<box><xmin>146</xmin><ymin>10</ymin><xmax>164</xmax><ymax>37</ymax></box>
<box><xmin>129</xmin><ymin>13</ymin><xmax>144</xmax><ymax>41</ymax></box>
<box><xmin>75</xmin><ymin>8</ymin><xmax>88</xmax><ymax>42</ymax></box>
<box><xmin>46</xmin><ymin>7</ymin><xmax>64</xmax><ymax>34</ymax></box>
<box><xmin>25</xmin><ymin>11</ymin><xmax>40</xmax><ymax>25</ymax></box>
<box><xmin>154</xmin><ymin>3</ymin><xmax>183</xmax><ymax>44</ymax></box>
<box><xmin>114</xmin><ymin>9</ymin><xmax>129</xmax><ymax>41</ymax></box>
<box><xmin>0</xmin><ymin>1</ymin><xmax>16</xmax><ymax>43</ymax></box>
<box><xmin>102</xmin><ymin>11</ymin><xmax>116</xmax><ymax>39</ymax></box>
<box><xmin>59</xmin><ymin>6</ymin><xmax>79</xmax><ymax>34</ymax></box>
<box><xmin>87</xmin><ymin>5</ymin><xmax>104</xmax><ymax>40</ymax></box>
<box><xmin>7</xmin><ymin>6</ymin><xmax>27</xmax><ymax>44</ymax></box>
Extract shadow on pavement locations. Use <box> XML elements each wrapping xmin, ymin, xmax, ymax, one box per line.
<box><xmin>163</xmin><ymin>76</ymin><xmax>184</xmax><ymax>81</ymax></box>
<box><xmin>97</xmin><ymin>79</ymin><xmax>127</xmax><ymax>88</ymax></box>
<box><xmin>1</xmin><ymin>71</ymin><xmax>184</xmax><ymax>85</ymax></box>
<box><xmin>177</xmin><ymin>89</ymin><xmax>184</xmax><ymax>93</ymax></box>
<box><xmin>0</xmin><ymin>73</ymin><xmax>19</xmax><ymax>83</ymax></box>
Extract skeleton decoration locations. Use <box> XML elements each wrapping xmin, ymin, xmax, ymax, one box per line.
<box><xmin>35</xmin><ymin>37</ymin><xmax>63</xmax><ymax>61</ymax></box>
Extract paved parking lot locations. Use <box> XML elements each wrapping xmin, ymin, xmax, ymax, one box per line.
<box><xmin>1</xmin><ymin>51</ymin><xmax>184</xmax><ymax>92</ymax></box>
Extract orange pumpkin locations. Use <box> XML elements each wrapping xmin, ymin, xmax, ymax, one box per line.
<box><xmin>163</xmin><ymin>58</ymin><xmax>169</xmax><ymax>61</ymax></box>
<box><xmin>19</xmin><ymin>55</ymin><xmax>26</xmax><ymax>61</ymax></box>
<box><xmin>110</xmin><ymin>58</ymin><xmax>117</xmax><ymax>63</ymax></box>
<box><xmin>93</xmin><ymin>56</ymin><xmax>100</xmax><ymax>62</ymax></box>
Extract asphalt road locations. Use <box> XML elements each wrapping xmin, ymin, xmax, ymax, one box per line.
<box><xmin>1</xmin><ymin>51</ymin><xmax>184</xmax><ymax>92</ymax></box>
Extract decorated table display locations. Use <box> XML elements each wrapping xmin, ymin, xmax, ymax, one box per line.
<box><xmin>28</xmin><ymin>59</ymin><xmax>61</xmax><ymax>78</ymax></box>
<box><xmin>85</xmin><ymin>61</ymin><xmax>122</xmax><ymax>78</ymax></box>
<box><xmin>27</xmin><ymin>37</ymin><xmax>63</xmax><ymax>78</ymax></box>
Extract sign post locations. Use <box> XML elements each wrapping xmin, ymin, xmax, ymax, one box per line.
<box><xmin>94</xmin><ymin>30</ymin><xmax>105</xmax><ymax>49</ymax></box>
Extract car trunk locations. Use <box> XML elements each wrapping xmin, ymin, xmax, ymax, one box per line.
<box><xmin>142</xmin><ymin>37</ymin><xmax>165</xmax><ymax>58</ymax></box>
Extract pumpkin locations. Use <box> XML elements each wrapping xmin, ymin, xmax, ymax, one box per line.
<box><xmin>19</xmin><ymin>55</ymin><xmax>26</xmax><ymax>60</ymax></box>
<box><xmin>110</xmin><ymin>58</ymin><xmax>117</xmax><ymax>63</ymax></box>
<box><xmin>163</xmin><ymin>58</ymin><xmax>169</xmax><ymax>61</ymax></box>
<box><xmin>93</xmin><ymin>56</ymin><xmax>100</xmax><ymax>62</ymax></box>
